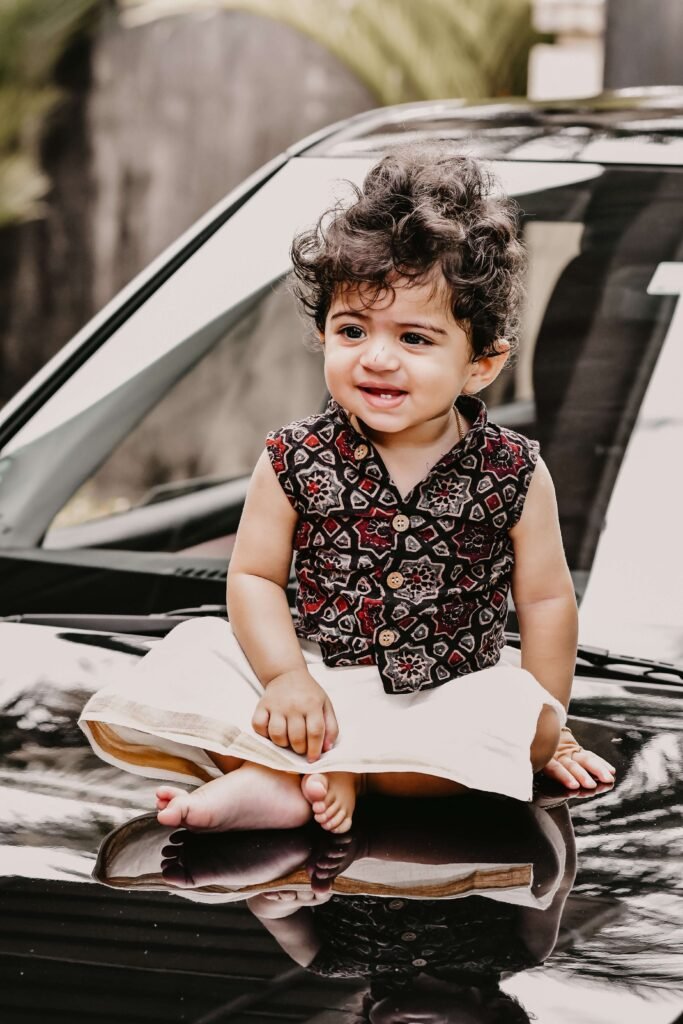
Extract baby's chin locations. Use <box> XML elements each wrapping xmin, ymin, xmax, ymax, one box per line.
<box><xmin>369</xmin><ymin>994</ymin><xmax>484</xmax><ymax>1024</ymax></box>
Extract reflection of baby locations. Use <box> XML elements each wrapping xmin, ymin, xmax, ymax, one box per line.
<box><xmin>247</xmin><ymin>803</ymin><xmax>575</xmax><ymax>1024</ymax></box>
<box><xmin>249</xmin><ymin>802</ymin><xmax>573</xmax><ymax>1019</ymax></box>
<box><xmin>253</xmin><ymin>891</ymin><xmax>535</xmax><ymax>1024</ymax></box>
<box><xmin>248</xmin><ymin>806</ymin><xmax>573</xmax><ymax>1024</ymax></box>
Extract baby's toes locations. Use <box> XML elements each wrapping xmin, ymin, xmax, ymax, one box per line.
<box><xmin>326</xmin><ymin>807</ymin><xmax>352</xmax><ymax>833</ymax></box>
<box><xmin>315</xmin><ymin>795</ymin><xmax>340</xmax><ymax>823</ymax></box>
<box><xmin>302</xmin><ymin>773</ymin><xmax>327</xmax><ymax>798</ymax></box>
<box><xmin>157</xmin><ymin>794</ymin><xmax>191</xmax><ymax>827</ymax></box>
<box><xmin>156</xmin><ymin>785</ymin><xmax>182</xmax><ymax>810</ymax></box>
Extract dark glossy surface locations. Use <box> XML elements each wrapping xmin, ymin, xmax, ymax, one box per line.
<box><xmin>306</xmin><ymin>92</ymin><xmax>683</xmax><ymax>164</ymax></box>
<box><xmin>1</xmin><ymin>624</ymin><xmax>681</xmax><ymax>1022</ymax></box>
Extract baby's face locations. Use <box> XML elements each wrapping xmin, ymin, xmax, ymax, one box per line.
<box><xmin>321</xmin><ymin>274</ymin><xmax>506</xmax><ymax>445</ymax></box>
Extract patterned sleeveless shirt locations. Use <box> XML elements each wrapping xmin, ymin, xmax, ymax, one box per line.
<box><xmin>265</xmin><ymin>394</ymin><xmax>539</xmax><ymax>694</ymax></box>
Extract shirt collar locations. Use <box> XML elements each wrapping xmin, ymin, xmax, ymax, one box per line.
<box><xmin>326</xmin><ymin>393</ymin><xmax>488</xmax><ymax>458</ymax></box>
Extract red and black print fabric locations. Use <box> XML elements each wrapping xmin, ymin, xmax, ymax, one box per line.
<box><xmin>266</xmin><ymin>394</ymin><xmax>539</xmax><ymax>694</ymax></box>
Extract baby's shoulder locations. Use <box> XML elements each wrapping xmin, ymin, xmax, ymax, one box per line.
<box><xmin>266</xmin><ymin>406</ymin><xmax>335</xmax><ymax>445</ymax></box>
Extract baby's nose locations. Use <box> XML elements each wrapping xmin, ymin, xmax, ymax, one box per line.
<box><xmin>360</xmin><ymin>339</ymin><xmax>400</xmax><ymax>370</ymax></box>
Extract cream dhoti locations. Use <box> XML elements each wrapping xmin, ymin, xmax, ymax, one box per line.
<box><xmin>79</xmin><ymin>617</ymin><xmax>567</xmax><ymax>802</ymax></box>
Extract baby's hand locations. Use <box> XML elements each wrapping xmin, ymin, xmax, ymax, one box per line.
<box><xmin>252</xmin><ymin>669</ymin><xmax>339</xmax><ymax>762</ymax></box>
<box><xmin>542</xmin><ymin>726</ymin><xmax>616</xmax><ymax>791</ymax></box>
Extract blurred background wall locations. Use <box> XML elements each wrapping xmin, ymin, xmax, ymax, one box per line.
<box><xmin>0</xmin><ymin>0</ymin><xmax>675</xmax><ymax>405</ymax></box>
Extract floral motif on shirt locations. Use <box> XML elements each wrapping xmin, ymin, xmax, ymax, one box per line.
<box><xmin>416</xmin><ymin>474</ymin><xmax>472</xmax><ymax>517</ymax></box>
<box><xmin>483</xmin><ymin>435</ymin><xmax>527</xmax><ymax>479</ymax></box>
<box><xmin>453</xmin><ymin>523</ymin><xmax>498</xmax><ymax>564</ymax></box>
<box><xmin>300</xmin><ymin>463</ymin><xmax>343</xmax><ymax>513</ymax></box>
<box><xmin>383</xmin><ymin>646</ymin><xmax>436</xmax><ymax>692</ymax></box>
<box><xmin>397</xmin><ymin>556</ymin><xmax>444</xmax><ymax>603</ymax></box>
<box><xmin>434</xmin><ymin>598</ymin><xmax>478</xmax><ymax>638</ymax></box>
<box><xmin>354</xmin><ymin>512</ymin><xmax>394</xmax><ymax>552</ymax></box>
<box><xmin>357</xmin><ymin>597</ymin><xmax>384</xmax><ymax>637</ymax></box>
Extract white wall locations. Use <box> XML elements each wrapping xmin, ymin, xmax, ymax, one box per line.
<box><xmin>528</xmin><ymin>0</ymin><xmax>605</xmax><ymax>99</ymax></box>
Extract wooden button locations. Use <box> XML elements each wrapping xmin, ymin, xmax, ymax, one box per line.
<box><xmin>392</xmin><ymin>514</ymin><xmax>410</xmax><ymax>532</ymax></box>
<box><xmin>387</xmin><ymin>571</ymin><xmax>404</xmax><ymax>590</ymax></box>
<box><xmin>378</xmin><ymin>629</ymin><xmax>397</xmax><ymax>647</ymax></box>
<box><xmin>354</xmin><ymin>444</ymin><xmax>369</xmax><ymax>460</ymax></box>
<box><xmin>402</xmin><ymin>931</ymin><xmax>417</xmax><ymax>942</ymax></box>
<box><xmin>388</xmin><ymin>899</ymin><xmax>404</xmax><ymax>910</ymax></box>
<box><xmin>412</xmin><ymin>958</ymin><xmax>428</xmax><ymax>967</ymax></box>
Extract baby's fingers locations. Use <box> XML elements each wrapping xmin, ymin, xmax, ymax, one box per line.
<box><xmin>305</xmin><ymin>712</ymin><xmax>325</xmax><ymax>762</ymax></box>
<box><xmin>267</xmin><ymin>712</ymin><xmax>290</xmax><ymax>748</ymax></box>
<box><xmin>322</xmin><ymin>699</ymin><xmax>339</xmax><ymax>752</ymax></box>
<box><xmin>252</xmin><ymin>702</ymin><xmax>270</xmax><ymax>738</ymax></box>
<box><xmin>542</xmin><ymin>756</ymin><xmax>582</xmax><ymax>790</ymax></box>
<box><xmin>287</xmin><ymin>713</ymin><xmax>308</xmax><ymax>755</ymax></box>
<box><xmin>572</xmin><ymin>748</ymin><xmax>616</xmax><ymax>785</ymax></box>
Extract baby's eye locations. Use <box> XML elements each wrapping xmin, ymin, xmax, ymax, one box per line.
<box><xmin>340</xmin><ymin>325</ymin><xmax>365</xmax><ymax>340</ymax></box>
<box><xmin>402</xmin><ymin>332</ymin><xmax>432</xmax><ymax>347</ymax></box>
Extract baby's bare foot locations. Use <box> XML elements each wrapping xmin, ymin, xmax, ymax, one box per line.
<box><xmin>301</xmin><ymin>772</ymin><xmax>361</xmax><ymax>833</ymax></box>
<box><xmin>155</xmin><ymin>762</ymin><xmax>312</xmax><ymax>832</ymax></box>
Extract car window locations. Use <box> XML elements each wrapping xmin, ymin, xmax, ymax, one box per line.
<box><xmin>482</xmin><ymin>168</ymin><xmax>682</xmax><ymax>579</ymax></box>
<box><xmin>2</xmin><ymin>160</ymin><xmax>681</xmax><ymax>627</ymax></box>
<box><xmin>0</xmin><ymin>157</ymin><xmax>373</xmax><ymax>550</ymax></box>
<box><xmin>49</xmin><ymin>279</ymin><xmax>325</xmax><ymax>533</ymax></box>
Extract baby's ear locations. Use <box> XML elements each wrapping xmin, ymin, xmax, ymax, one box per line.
<box><xmin>463</xmin><ymin>339</ymin><xmax>510</xmax><ymax>393</ymax></box>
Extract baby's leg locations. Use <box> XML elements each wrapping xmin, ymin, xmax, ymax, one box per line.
<box><xmin>366</xmin><ymin>773</ymin><xmax>469</xmax><ymax>798</ymax></box>
<box><xmin>156</xmin><ymin>761</ymin><xmax>312</xmax><ymax>832</ymax></box>
<box><xmin>368</xmin><ymin>703</ymin><xmax>561</xmax><ymax>799</ymax></box>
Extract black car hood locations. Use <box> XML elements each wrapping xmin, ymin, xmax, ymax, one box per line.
<box><xmin>1</xmin><ymin>622</ymin><xmax>682</xmax><ymax>1023</ymax></box>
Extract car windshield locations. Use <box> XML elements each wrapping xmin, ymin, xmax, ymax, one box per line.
<box><xmin>1</xmin><ymin>157</ymin><xmax>682</xmax><ymax>661</ymax></box>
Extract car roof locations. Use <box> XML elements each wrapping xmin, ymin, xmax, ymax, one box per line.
<box><xmin>300</xmin><ymin>89</ymin><xmax>683</xmax><ymax>166</ymax></box>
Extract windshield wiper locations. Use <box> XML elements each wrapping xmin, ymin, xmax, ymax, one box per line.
<box><xmin>505</xmin><ymin>634</ymin><xmax>683</xmax><ymax>686</ymax></box>
<box><xmin>1</xmin><ymin>604</ymin><xmax>228</xmax><ymax>636</ymax></box>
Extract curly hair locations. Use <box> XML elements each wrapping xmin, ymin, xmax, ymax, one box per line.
<box><xmin>290</xmin><ymin>141</ymin><xmax>525</xmax><ymax>360</ymax></box>
<box><xmin>353</xmin><ymin>979</ymin><xmax>534</xmax><ymax>1024</ymax></box>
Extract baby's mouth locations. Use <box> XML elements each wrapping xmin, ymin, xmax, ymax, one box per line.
<box><xmin>358</xmin><ymin>385</ymin><xmax>407</xmax><ymax>400</ymax></box>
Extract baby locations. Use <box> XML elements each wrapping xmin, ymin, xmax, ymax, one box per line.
<box><xmin>83</xmin><ymin>143</ymin><xmax>615</xmax><ymax>833</ymax></box>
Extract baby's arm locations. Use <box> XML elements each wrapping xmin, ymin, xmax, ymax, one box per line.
<box><xmin>247</xmin><ymin>892</ymin><xmax>327</xmax><ymax>967</ymax></box>
<box><xmin>510</xmin><ymin>457</ymin><xmax>614</xmax><ymax>788</ymax></box>
<box><xmin>228</xmin><ymin>450</ymin><xmax>338</xmax><ymax>761</ymax></box>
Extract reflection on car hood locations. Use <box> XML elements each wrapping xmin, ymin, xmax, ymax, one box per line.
<box><xmin>1</xmin><ymin>621</ymin><xmax>682</xmax><ymax>1023</ymax></box>
<box><xmin>0</xmin><ymin>622</ymin><xmax>157</xmax><ymax>883</ymax></box>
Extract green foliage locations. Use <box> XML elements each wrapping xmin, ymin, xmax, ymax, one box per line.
<box><xmin>0</xmin><ymin>0</ymin><xmax>101</xmax><ymax>225</ymax></box>
<box><xmin>2</xmin><ymin>0</ymin><xmax>544</xmax><ymax>224</ymax></box>
<box><xmin>121</xmin><ymin>0</ymin><xmax>542</xmax><ymax>103</ymax></box>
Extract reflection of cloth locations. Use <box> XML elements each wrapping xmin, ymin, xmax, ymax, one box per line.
<box><xmin>79</xmin><ymin>617</ymin><xmax>565</xmax><ymax>802</ymax></box>
<box><xmin>266</xmin><ymin>394</ymin><xmax>540</xmax><ymax>692</ymax></box>
<box><xmin>93</xmin><ymin>812</ymin><xmax>536</xmax><ymax>904</ymax></box>
<box><xmin>94</xmin><ymin>801</ymin><xmax>565</xmax><ymax>912</ymax></box>
<box><xmin>307</xmin><ymin>894</ymin><xmax>538</xmax><ymax>981</ymax></box>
